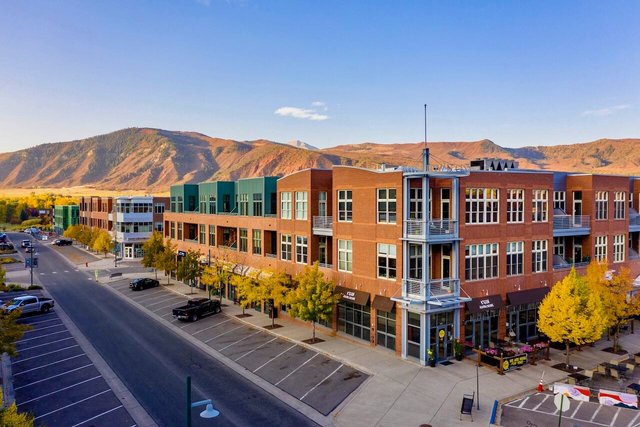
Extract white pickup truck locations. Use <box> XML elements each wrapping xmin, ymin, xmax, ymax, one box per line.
<box><xmin>2</xmin><ymin>295</ymin><xmax>55</xmax><ymax>315</ymax></box>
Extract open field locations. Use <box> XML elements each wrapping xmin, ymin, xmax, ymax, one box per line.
<box><xmin>1</xmin><ymin>187</ymin><xmax>169</xmax><ymax>197</ymax></box>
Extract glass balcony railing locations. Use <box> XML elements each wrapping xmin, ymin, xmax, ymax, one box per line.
<box><xmin>405</xmin><ymin>219</ymin><xmax>457</xmax><ymax>240</ymax></box>
<box><xmin>403</xmin><ymin>277</ymin><xmax>459</xmax><ymax>301</ymax></box>
<box><xmin>553</xmin><ymin>215</ymin><xmax>589</xmax><ymax>229</ymax></box>
<box><xmin>312</xmin><ymin>216</ymin><xmax>333</xmax><ymax>235</ymax></box>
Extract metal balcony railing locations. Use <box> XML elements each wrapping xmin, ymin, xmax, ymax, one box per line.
<box><xmin>312</xmin><ymin>216</ymin><xmax>333</xmax><ymax>236</ymax></box>
<box><xmin>552</xmin><ymin>256</ymin><xmax>591</xmax><ymax>270</ymax></box>
<box><xmin>629</xmin><ymin>247</ymin><xmax>640</xmax><ymax>260</ymax></box>
<box><xmin>403</xmin><ymin>277</ymin><xmax>459</xmax><ymax>301</ymax></box>
<box><xmin>318</xmin><ymin>262</ymin><xmax>333</xmax><ymax>269</ymax></box>
<box><xmin>405</xmin><ymin>219</ymin><xmax>457</xmax><ymax>240</ymax></box>
<box><xmin>553</xmin><ymin>215</ymin><xmax>590</xmax><ymax>229</ymax></box>
<box><xmin>630</xmin><ymin>213</ymin><xmax>640</xmax><ymax>226</ymax></box>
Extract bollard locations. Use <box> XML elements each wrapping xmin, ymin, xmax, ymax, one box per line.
<box><xmin>489</xmin><ymin>400</ymin><xmax>499</xmax><ymax>424</ymax></box>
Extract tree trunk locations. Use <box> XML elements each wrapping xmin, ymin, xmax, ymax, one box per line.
<box><xmin>154</xmin><ymin>269</ymin><xmax>158</xmax><ymax>280</ymax></box>
<box><xmin>312</xmin><ymin>321</ymin><xmax>316</xmax><ymax>341</ymax></box>
<box><xmin>613</xmin><ymin>324</ymin><xmax>620</xmax><ymax>352</ymax></box>
<box><xmin>565</xmin><ymin>341</ymin><xmax>571</xmax><ymax>368</ymax></box>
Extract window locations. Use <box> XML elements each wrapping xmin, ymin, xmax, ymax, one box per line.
<box><xmin>532</xmin><ymin>240</ymin><xmax>547</xmax><ymax>273</ymax></box>
<box><xmin>280</xmin><ymin>192</ymin><xmax>291</xmax><ymax>219</ymax></box>
<box><xmin>209</xmin><ymin>196</ymin><xmax>216</xmax><ymax>214</ymax></box>
<box><xmin>408</xmin><ymin>244</ymin><xmax>422</xmax><ymax>279</ymax></box>
<box><xmin>281</xmin><ymin>234</ymin><xmax>292</xmax><ymax>261</ymax></box>
<box><xmin>177</xmin><ymin>222</ymin><xmax>183</xmax><ymax>240</ymax></box>
<box><xmin>594</xmin><ymin>235</ymin><xmax>607</xmax><ymax>262</ymax></box>
<box><xmin>318</xmin><ymin>192</ymin><xmax>327</xmax><ymax>217</ymax></box>
<box><xmin>239</xmin><ymin>228</ymin><xmax>248</xmax><ymax>252</ymax></box>
<box><xmin>507</xmin><ymin>189</ymin><xmax>524</xmax><ymax>223</ymax></box>
<box><xmin>296</xmin><ymin>236</ymin><xmax>308</xmax><ymax>264</ymax></box>
<box><xmin>253</xmin><ymin>193</ymin><xmax>263</xmax><ymax>217</ymax></box>
<box><xmin>553</xmin><ymin>191</ymin><xmax>566</xmax><ymax>211</ymax></box>
<box><xmin>154</xmin><ymin>203</ymin><xmax>165</xmax><ymax>214</ymax></box>
<box><xmin>338</xmin><ymin>190</ymin><xmax>353</xmax><ymax>222</ymax></box>
<box><xmin>295</xmin><ymin>192</ymin><xmax>308</xmax><ymax>220</ymax></box>
<box><xmin>199</xmin><ymin>195</ymin><xmax>206</xmax><ymax>213</ymax></box>
<box><xmin>553</xmin><ymin>236</ymin><xmax>564</xmax><ymax>258</ymax></box>
<box><xmin>532</xmin><ymin>190</ymin><xmax>548</xmax><ymax>222</ymax></box>
<box><xmin>170</xmin><ymin>197</ymin><xmax>176</xmax><ymax>213</ymax></box>
<box><xmin>239</xmin><ymin>194</ymin><xmax>249</xmax><ymax>216</ymax></box>
<box><xmin>614</xmin><ymin>234</ymin><xmax>625</xmax><ymax>263</ymax></box>
<box><xmin>376</xmin><ymin>309</ymin><xmax>396</xmax><ymax>350</ymax></box>
<box><xmin>377</xmin><ymin>189</ymin><xmax>397</xmax><ymax>224</ymax></box>
<box><xmin>199</xmin><ymin>224</ymin><xmax>206</xmax><ymax>244</ymax></box>
<box><xmin>409</xmin><ymin>188</ymin><xmax>423</xmax><ymax>219</ymax></box>
<box><xmin>170</xmin><ymin>222</ymin><xmax>175</xmax><ymax>239</ymax></box>
<box><xmin>596</xmin><ymin>191</ymin><xmax>608</xmax><ymax>220</ymax></box>
<box><xmin>465</xmin><ymin>188</ymin><xmax>499</xmax><ymax>224</ymax></box>
<box><xmin>377</xmin><ymin>243</ymin><xmax>397</xmax><ymax>279</ymax></box>
<box><xmin>614</xmin><ymin>192</ymin><xmax>625</xmax><ymax>219</ymax></box>
<box><xmin>338</xmin><ymin>240</ymin><xmax>353</xmax><ymax>272</ymax></box>
<box><xmin>155</xmin><ymin>222</ymin><xmax>163</xmax><ymax>232</ymax></box>
<box><xmin>252</xmin><ymin>230</ymin><xmax>262</xmax><ymax>255</ymax></box>
<box><xmin>177</xmin><ymin>196</ymin><xmax>184</xmax><ymax>213</ymax></box>
<box><xmin>464</xmin><ymin>243</ymin><xmax>499</xmax><ymax>281</ymax></box>
<box><xmin>209</xmin><ymin>225</ymin><xmax>215</xmax><ymax>247</ymax></box>
<box><xmin>506</xmin><ymin>241</ymin><xmax>523</xmax><ymax>276</ymax></box>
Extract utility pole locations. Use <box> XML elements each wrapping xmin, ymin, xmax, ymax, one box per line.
<box><xmin>30</xmin><ymin>241</ymin><xmax>34</xmax><ymax>287</ymax></box>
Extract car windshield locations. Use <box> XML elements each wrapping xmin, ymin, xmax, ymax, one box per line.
<box><xmin>5</xmin><ymin>298</ymin><xmax>24</xmax><ymax>306</ymax></box>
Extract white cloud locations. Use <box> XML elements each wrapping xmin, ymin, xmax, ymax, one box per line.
<box><xmin>311</xmin><ymin>101</ymin><xmax>325</xmax><ymax>107</ymax></box>
<box><xmin>274</xmin><ymin>106</ymin><xmax>329</xmax><ymax>121</ymax></box>
<box><xmin>581</xmin><ymin>104</ymin><xmax>630</xmax><ymax>117</ymax></box>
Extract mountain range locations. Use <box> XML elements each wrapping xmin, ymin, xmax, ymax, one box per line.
<box><xmin>0</xmin><ymin>127</ymin><xmax>638</xmax><ymax>191</ymax></box>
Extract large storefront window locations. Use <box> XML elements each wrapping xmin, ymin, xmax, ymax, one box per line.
<box><xmin>407</xmin><ymin>312</ymin><xmax>421</xmax><ymax>359</ymax></box>
<box><xmin>338</xmin><ymin>301</ymin><xmax>371</xmax><ymax>342</ymax></box>
<box><xmin>508</xmin><ymin>303</ymin><xmax>540</xmax><ymax>343</ymax></box>
<box><xmin>464</xmin><ymin>310</ymin><xmax>499</xmax><ymax>350</ymax></box>
<box><xmin>376</xmin><ymin>309</ymin><xmax>396</xmax><ymax>351</ymax></box>
<box><xmin>430</xmin><ymin>311</ymin><xmax>454</xmax><ymax>360</ymax></box>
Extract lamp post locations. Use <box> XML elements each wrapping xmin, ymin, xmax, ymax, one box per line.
<box><xmin>114</xmin><ymin>235</ymin><xmax>118</xmax><ymax>268</ymax></box>
<box><xmin>186</xmin><ymin>376</ymin><xmax>219</xmax><ymax>426</ymax></box>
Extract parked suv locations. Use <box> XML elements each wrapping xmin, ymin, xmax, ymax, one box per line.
<box><xmin>129</xmin><ymin>278</ymin><xmax>160</xmax><ymax>291</ymax></box>
<box><xmin>53</xmin><ymin>239</ymin><xmax>73</xmax><ymax>246</ymax></box>
<box><xmin>21</xmin><ymin>239</ymin><xmax>31</xmax><ymax>248</ymax></box>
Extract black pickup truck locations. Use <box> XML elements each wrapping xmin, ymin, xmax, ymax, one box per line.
<box><xmin>172</xmin><ymin>298</ymin><xmax>221</xmax><ymax>322</ymax></box>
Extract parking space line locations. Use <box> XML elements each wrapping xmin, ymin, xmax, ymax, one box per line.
<box><xmin>300</xmin><ymin>364</ymin><xmax>343</xmax><ymax>401</ymax></box>
<box><xmin>145</xmin><ymin>296</ymin><xmax>185</xmax><ymax>308</ymax></box>
<box><xmin>590</xmin><ymin>405</ymin><xmax>602</xmax><ymax>421</ymax></box>
<box><xmin>532</xmin><ymin>394</ymin><xmax>550</xmax><ymax>411</ymax></box>
<box><xmin>626</xmin><ymin>410</ymin><xmax>640</xmax><ymax>426</ymax></box>
<box><xmin>18</xmin><ymin>317</ymin><xmax>59</xmax><ymax>326</ymax></box>
<box><xmin>218</xmin><ymin>330</ymin><xmax>261</xmax><ymax>351</ymax></box>
<box><xmin>150</xmin><ymin>299</ymin><xmax>187</xmax><ymax>312</ymax></box>
<box><xmin>71</xmin><ymin>404</ymin><xmax>124</xmax><ymax>427</ymax></box>
<box><xmin>34</xmin><ymin>389</ymin><xmax>111</xmax><ymax>421</ymax></box>
<box><xmin>18</xmin><ymin>375</ymin><xmax>102</xmax><ymax>405</ymax></box>
<box><xmin>15</xmin><ymin>364</ymin><xmax>94</xmax><ymax>390</ymax></box>
<box><xmin>203</xmin><ymin>325</ymin><xmax>245</xmax><ymax>341</ymax></box>
<box><xmin>192</xmin><ymin>319</ymin><xmax>232</xmax><ymax>335</ymax></box>
<box><xmin>253</xmin><ymin>344</ymin><xmax>297</xmax><ymax>373</ymax></box>
<box><xmin>134</xmin><ymin>293</ymin><xmax>170</xmax><ymax>305</ymax></box>
<box><xmin>13</xmin><ymin>345</ymin><xmax>80</xmax><ymax>363</ymax></box>
<box><xmin>517</xmin><ymin>396</ymin><xmax>530</xmax><ymax>408</ymax></box>
<box><xmin>14</xmin><ymin>354</ymin><xmax>86</xmax><ymax>376</ymax></box>
<box><xmin>235</xmin><ymin>337</ymin><xmax>277</xmax><ymax>362</ymax></box>
<box><xmin>19</xmin><ymin>337</ymin><xmax>75</xmax><ymax>352</ymax></box>
<box><xmin>611</xmin><ymin>407</ymin><xmax>621</xmax><ymax>426</ymax></box>
<box><xmin>275</xmin><ymin>353</ymin><xmax>320</xmax><ymax>386</ymax></box>
<box><xmin>16</xmin><ymin>330</ymin><xmax>69</xmax><ymax>343</ymax></box>
<box><xmin>23</xmin><ymin>324</ymin><xmax>65</xmax><ymax>333</ymax></box>
<box><xmin>568</xmin><ymin>400</ymin><xmax>583</xmax><ymax>418</ymax></box>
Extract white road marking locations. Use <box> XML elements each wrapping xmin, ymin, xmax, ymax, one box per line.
<box><xmin>276</xmin><ymin>353</ymin><xmax>320</xmax><ymax>386</ymax></box>
<box><xmin>71</xmin><ymin>405</ymin><xmax>124</xmax><ymax>427</ymax></box>
<box><xmin>14</xmin><ymin>364</ymin><xmax>94</xmax><ymax>390</ymax></box>
<box><xmin>253</xmin><ymin>344</ymin><xmax>297</xmax><ymax>373</ymax></box>
<box><xmin>23</xmin><ymin>324</ymin><xmax>64</xmax><ymax>333</ymax></box>
<box><xmin>34</xmin><ymin>389</ymin><xmax>111</xmax><ymax>420</ymax></box>
<box><xmin>18</xmin><ymin>317</ymin><xmax>59</xmax><ymax>326</ymax></box>
<box><xmin>235</xmin><ymin>337</ymin><xmax>278</xmax><ymax>362</ymax></box>
<box><xmin>15</xmin><ymin>330</ymin><xmax>69</xmax><ymax>343</ymax></box>
<box><xmin>13</xmin><ymin>345</ymin><xmax>80</xmax><ymax>363</ymax></box>
<box><xmin>300</xmin><ymin>364</ymin><xmax>343</xmax><ymax>401</ymax></box>
<box><xmin>52</xmin><ymin>271</ymin><xmax>57</xmax><ymax>274</ymax></box>
<box><xmin>532</xmin><ymin>394</ymin><xmax>550</xmax><ymax>411</ymax></box>
<box><xmin>18</xmin><ymin>375</ymin><xmax>101</xmax><ymax>405</ymax></box>
<box><xmin>18</xmin><ymin>337</ymin><xmax>75</xmax><ymax>352</ymax></box>
<box><xmin>218</xmin><ymin>330</ymin><xmax>261</xmax><ymax>352</ymax></box>
<box><xmin>64</xmin><ymin>270</ymin><xmax>69</xmax><ymax>273</ymax></box>
<box><xmin>14</xmin><ymin>354</ymin><xmax>86</xmax><ymax>376</ymax></box>
<box><xmin>203</xmin><ymin>325</ymin><xmax>244</xmax><ymax>341</ymax></box>
<box><xmin>144</xmin><ymin>296</ymin><xmax>183</xmax><ymax>308</ymax></box>
<box><xmin>517</xmin><ymin>396</ymin><xmax>530</xmax><ymax>408</ymax></box>
<box><xmin>151</xmin><ymin>300</ymin><xmax>188</xmax><ymax>312</ymax></box>
<box><xmin>568</xmin><ymin>400</ymin><xmax>583</xmax><ymax>418</ymax></box>
<box><xmin>590</xmin><ymin>405</ymin><xmax>602</xmax><ymax>421</ymax></box>
<box><xmin>611</xmin><ymin>407</ymin><xmax>622</xmax><ymax>427</ymax></box>
<box><xmin>627</xmin><ymin>410</ymin><xmax>640</xmax><ymax>426</ymax></box>
<box><xmin>192</xmin><ymin>319</ymin><xmax>232</xmax><ymax>335</ymax></box>
<box><xmin>40</xmin><ymin>273</ymin><xmax>46</xmax><ymax>275</ymax></box>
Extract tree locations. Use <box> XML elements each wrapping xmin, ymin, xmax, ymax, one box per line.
<box><xmin>142</xmin><ymin>231</ymin><xmax>165</xmax><ymax>279</ymax></box>
<box><xmin>288</xmin><ymin>263</ymin><xmax>341</xmax><ymax>342</ymax></box>
<box><xmin>261</xmin><ymin>272</ymin><xmax>292</xmax><ymax>328</ymax></box>
<box><xmin>0</xmin><ymin>309</ymin><xmax>32</xmax><ymax>357</ymax></box>
<box><xmin>92</xmin><ymin>230</ymin><xmax>114</xmax><ymax>257</ymax></box>
<box><xmin>537</xmin><ymin>268</ymin><xmax>607</xmax><ymax>367</ymax></box>
<box><xmin>0</xmin><ymin>389</ymin><xmax>34</xmax><ymax>427</ymax></box>
<box><xmin>157</xmin><ymin>239</ymin><xmax>178</xmax><ymax>285</ymax></box>
<box><xmin>233</xmin><ymin>273</ymin><xmax>259</xmax><ymax>316</ymax></box>
<box><xmin>586</xmin><ymin>261</ymin><xmax>640</xmax><ymax>352</ymax></box>
<box><xmin>177</xmin><ymin>249</ymin><xmax>204</xmax><ymax>293</ymax></box>
<box><xmin>63</xmin><ymin>224</ymin><xmax>82</xmax><ymax>241</ymax></box>
<box><xmin>0</xmin><ymin>264</ymin><xmax>5</xmax><ymax>286</ymax></box>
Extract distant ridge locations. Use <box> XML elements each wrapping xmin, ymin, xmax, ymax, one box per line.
<box><xmin>0</xmin><ymin>127</ymin><xmax>638</xmax><ymax>191</ymax></box>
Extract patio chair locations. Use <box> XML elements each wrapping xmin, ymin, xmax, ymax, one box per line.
<box><xmin>596</xmin><ymin>364</ymin><xmax>607</xmax><ymax>374</ymax></box>
<box><xmin>584</xmin><ymin>369</ymin><xmax>594</xmax><ymax>379</ymax></box>
<box><xmin>610</xmin><ymin>359</ymin><xmax>620</xmax><ymax>367</ymax></box>
<box><xmin>611</xmin><ymin>369</ymin><xmax>620</xmax><ymax>380</ymax></box>
<box><xmin>626</xmin><ymin>363</ymin><xmax>635</xmax><ymax>374</ymax></box>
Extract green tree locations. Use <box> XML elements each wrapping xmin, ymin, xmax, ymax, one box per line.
<box><xmin>0</xmin><ymin>310</ymin><xmax>32</xmax><ymax>357</ymax></box>
<box><xmin>177</xmin><ymin>249</ymin><xmax>204</xmax><ymax>293</ymax></box>
<box><xmin>92</xmin><ymin>230</ymin><xmax>114</xmax><ymax>257</ymax></box>
<box><xmin>538</xmin><ymin>268</ymin><xmax>606</xmax><ymax>367</ymax></box>
<box><xmin>157</xmin><ymin>239</ymin><xmax>178</xmax><ymax>285</ymax></box>
<box><xmin>0</xmin><ymin>264</ymin><xmax>5</xmax><ymax>286</ymax></box>
<box><xmin>233</xmin><ymin>273</ymin><xmax>259</xmax><ymax>316</ymax></box>
<box><xmin>142</xmin><ymin>231</ymin><xmax>165</xmax><ymax>279</ymax></box>
<box><xmin>0</xmin><ymin>389</ymin><xmax>34</xmax><ymax>427</ymax></box>
<box><xmin>288</xmin><ymin>263</ymin><xmax>340</xmax><ymax>342</ymax></box>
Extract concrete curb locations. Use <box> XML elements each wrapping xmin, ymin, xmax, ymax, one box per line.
<box><xmin>0</xmin><ymin>353</ymin><xmax>15</xmax><ymax>409</ymax></box>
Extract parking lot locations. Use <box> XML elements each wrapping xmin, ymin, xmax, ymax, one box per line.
<box><xmin>108</xmin><ymin>278</ymin><xmax>368</xmax><ymax>416</ymax></box>
<box><xmin>11</xmin><ymin>292</ymin><xmax>137</xmax><ymax>426</ymax></box>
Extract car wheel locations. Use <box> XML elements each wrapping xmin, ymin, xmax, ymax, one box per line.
<box><xmin>215</xmin><ymin>306</ymin><xmax>221</xmax><ymax>314</ymax></box>
<box><xmin>41</xmin><ymin>305</ymin><xmax>50</xmax><ymax>313</ymax></box>
<box><xmin>155</xmin><ymin>282</ymin><xmax>159</xmax><ymax>287</ymax></box>
<box><xmin>190</xmin><ymin>313</ymin><xmax>198</xmax><ymax>322</ymax></box>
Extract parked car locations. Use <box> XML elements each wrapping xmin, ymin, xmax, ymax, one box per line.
<box><xmin>53</xmin><ymin>239</ymin><xmax>73</xmax><ymax>246</ymax></box>
<box><xmin>0</xmin><ymin>242</ymin><xmax>14</xmax><ymax>251</ymax></box>
<box><xmin>129</xmin><ymin>278</ymin><xmax>160</xmax><ymax>291</ymax></box>
<box><xmin>25</xmin><ymin>246</ymin><xmax>35</xmax><ymax>253</ymax></box>
<box><xmin>172</xmin><ymin>298</ymin><xmax>221</xmax><ymax>322</ymax></box>
<box><xmin>21</xmin><ymin>239</ymin><xmax>31</xmax><ymax>248</ymax></box>
<box><xmin>2</xmin><ymin>295</ymin><xmax>55</xmax><ymax>315</ymax></box>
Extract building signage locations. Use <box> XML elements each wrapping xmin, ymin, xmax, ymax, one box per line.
<box><xmin>479</xmin><ymin>299</ymin><xmax>495</xmax><ymax>310</ymax></box>
<box><xmin>502</xmin><ymin>354</ymin><xmax>528</xmax><ymax>372</ymax></box>
<box><xmin>335</xmin><ymin>286</ymin><xmax>370</xmax><ymax>306</ymax></box>
<box><xmin>466</xmin><ymin>294</ymin><xmax>504</xmax><ymax>314</ymax></box>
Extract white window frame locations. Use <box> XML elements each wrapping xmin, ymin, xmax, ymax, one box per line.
<box><xmin>614</xmin><ymin>234</ymin><xmax>625</xmax><ymax>263</ymax></box>
<box><xmin>532</xmin><ymin>240</ymin><xmax>547</xmax><ymax>273</ymax></box>
<box><xmin>532</xmin><ymin>190</ymin><xmax>548</xmax><ymax>222</ymax></box>
<box><xmin>280</xmin><ymin>234</ymin><xmax>292</xmax><ymax>261</ymax></box>
<box><xmin>553</xmin><ymin>191</ymin><xmax>566</xmax><ymax>211</ymax></box>
<box><xmin>337</xmin><ymin>190</ymin><xmax>353</xmax><ymax>222</ymax></box>
<box><xmin>280</xmin><ymin>192</ymin><xmax>291</xmax><ymax>220</ymax></box>
<box><xmin>594</xmin><ymin>235</ymin><xmax>607</xmax><ymax>262</ymax></box>
<box><xmin>318</xmin><ymin>191</ymin><xmax>327</xmax><ymax>217</ymax></box>
<box><xmin>338</xmin><ymin>239</ymin><xmax>353</xmax><ymax>272</ymax></box>
<box><xmin>295</xmin><ymin>235</ymin><xmax>308</xmax><ymax>264</ymax></box>
<box><xmin>507</xmin><ymin>189</ymin><xmax>524</xmax><ymax>223</ymax></box>
<box><xmin>614</xmin><ymin>192</ymin><xmax>625</xmax><ymax>220</ymax></box>
<box><xmin>465</xmin><ymin>188</ymin><xmax>499</xmax><ymax>224</ymax></box>
<box><xmin>377</xmin><ymin>243</ymin><xmax>397</xmax><ymax>280</ymax></box>
<box><xmin>464</xmin><ymin>243</ymin><xmax>499</xmax><ymax>281</ymax></box>
<box><xmin>377</xmin><ymin>188</ymin><xmax>397</xmax><ymax>224</ymax></box>
<box><xmin>295</xmin><ymin>191</ymin><xmax>308</xmax><ymax>220</ymax></box>
<box><xmin>506</xmin><ymin>241</ymin><xmax>523</xmax><ymax>276</ymax></box>
<box><xmin>595</xmin><ymin>191</ymin><xmax>608</xmax><ymax>220</ymax></box>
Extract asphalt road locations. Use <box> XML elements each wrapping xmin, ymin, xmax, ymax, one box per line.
<box><xmin>13</xmin><ymin>234</ymin><xmax>316</xmax><ymax>427</ymax></box>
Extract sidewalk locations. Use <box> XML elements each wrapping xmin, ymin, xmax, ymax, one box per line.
<box><xmin>9</xmin><ymin>250</ymin><xmax>640</xmax><ymax>426</ymax></box>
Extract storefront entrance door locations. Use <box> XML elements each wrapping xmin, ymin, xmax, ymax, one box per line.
<box><xmin>124</xmin><ymin>246</ymin><xmax>133</xmax><ymax>258</ymax></box>
<box><xmin>435</xmin><ymin>325</ymin><xmax>448</xmax><ymax>360</ymax></box>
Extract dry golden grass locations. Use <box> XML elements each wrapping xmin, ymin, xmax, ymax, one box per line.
<box><xmin>1</xmin><ymin>186</ymin><xmax>169</xmax><ymax>197</ymax></box>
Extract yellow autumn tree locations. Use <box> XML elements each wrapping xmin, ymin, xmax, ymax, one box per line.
<box><xmin>260</xmin><ymin>271</ymin><xmax>292</xmax><ymax>328</ymax></box>
<box><xmin>586</xmin><ymin>261</ymin><xmax>640</xmax><ymax>352</ymax></box>
<box><xmin>92</xmin><ymin>230</ymin><xmax>114</xmax><ymax>257</ymax></box>
<box><xmin>233</xmin><ymin>273</ymin><xmax>260</xmax><ymax>316</ymax></box>
<box><xmin>538</xmin><ymin>268</ymin><xmax>606</xmax><ymax>367</ymax></box>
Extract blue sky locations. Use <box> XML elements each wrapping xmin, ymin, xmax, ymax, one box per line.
<box><xmin>1</xmin><ymin>1</ymin><xmax>638</xmax><ymax>152</ymax></box>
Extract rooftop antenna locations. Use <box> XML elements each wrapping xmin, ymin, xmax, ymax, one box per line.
<box><xmin>422</xmin><ymin>104</ymin><xmax>429</xmax><ymax>171</ymax></box>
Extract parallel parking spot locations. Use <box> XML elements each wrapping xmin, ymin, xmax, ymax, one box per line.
<box><xmin>107</xmin><ymin>277</ymin><xmax>369</xmax><ymax>416</ymax></box>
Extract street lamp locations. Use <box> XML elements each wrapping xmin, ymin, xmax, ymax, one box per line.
<box><xmin>186</xmin><ymin>376</ymin><xmax>219</xmax><ymax>427</ymax></box>
<box><xmin>114</xmin><ymin>235</ymin><xmax>118</xmax><ymax>268</ymax></box>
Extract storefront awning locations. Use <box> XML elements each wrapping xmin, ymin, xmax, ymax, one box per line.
<box><xmin>466</xmin><ymin>294</ymin><xmax>504</xmax><ymax>313</ymax></box>
<box><xmin>335</xmin><ymin>286</ymin><xmax>370</xmax><ymax>306</ymax></box>
<box><xmin>507</xmin><ymin>287</ymin><xmax>550</xmax><ymax>306</ymax></box>
<box><xmin>372</xmin><ymin>295</ymin><xmax>395</xmax><ymax>312</ymax></box>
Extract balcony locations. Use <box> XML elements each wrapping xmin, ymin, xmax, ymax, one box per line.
<box><xmin>405</xmin><ymin>219</ymin><xmax>458</xmax><ymax>241</ymax></box>
<box><xmin>403</xmin><ymin>277</ymin><xmax>462</xmax><ymax>305</ymax></box>
<box><xmin>630</xmin><ymin>211</ymin><xmax>640</xmax><ymax>232</ymax></box>
<box><xmin>629</xmin><ymin>247</ymin><xmax>640</xmax><ymax>260</ymax></box>
<box><xmin>318</xmin><ymin>262</ymin><xmax>333</xmax><ymax>269</ymax></box>
<box><xmin>552</xmin><ymin>254</ymin><xmax>591</xmax><ymax>270</ymax></box>
<box><xmin>312</xmin><ymin>216</ymin><xmax>333</xmax><ymax>236</ymax></box>
<box><xmin>553</xmin><ymin>215</ymin><xmax>590</xmax><ymax>237</ymax></box>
